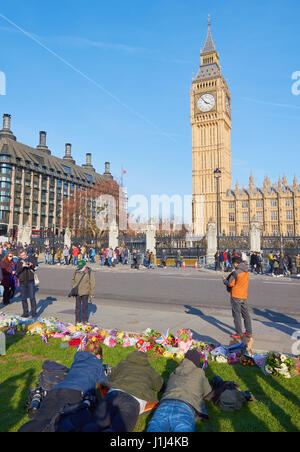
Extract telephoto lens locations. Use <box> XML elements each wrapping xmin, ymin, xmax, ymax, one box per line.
<box><xmin>27</xmin><ymin>388</ymin><xmax>43</xmax><ymax>418</ymax></box>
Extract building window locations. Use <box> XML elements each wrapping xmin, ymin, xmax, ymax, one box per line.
<box><xmin>256</xmin><ymin>201</ymin><xmax>263</xmax><ymax>208</ymax></box>
<box><xmin>270</xmin><ymin>200</ymin><xmax>277</xmax><ymax>207</ymax></box>
<box><xmin>285</xmin><ymin>199</ymin><xmax>292</xmax><ymax>207</ymax></box>
<box><xmin>0</xmin><ymin>164</ymin><xmax>12</xmax><ymax>174</ymax></box>
<box><xmin>242</xmin><ymin>212</ymin><xmax>248</xmax><ymax>223</ymax></box>
<box><xmin>229</xmin><ymin>226</ymin><xmax>235</xmax><ymax>236</ymax></box>
<box><xmin>229</xmin><ymin>202</ymin><xmax>235</xmax><ymax>209</ymax></box>
<box><xmin>287</xmin><ymin>224</ymin><xmax>294</xmax><ymax>236</ymax></box>
<box><xmin>256</xmin><ymin>211</ymin><xmax>263</xmax><ymax>222</ymax></box>
<box><xmin>270</xmin><ymin>211</ymin><xmax>278</xmax><ymax>221</ymax></box>
<box><xmin>286</xmin><ymin>210</ymin><xmax>293</xmax><ymax>221</ymax></box>
<box><xmin>242</xmin><ymin>201</ymin><xmax>248</xmax><ymax>208</ymax></box>
<box><xmin>229</xmin><ymin>213</ymin><xmax>235</xmax><ymax>222</ymax></box>
<box><xmin>271</xmin><ymin>225</ymin><xmax>278</xmax><ymax>235</ymax></box>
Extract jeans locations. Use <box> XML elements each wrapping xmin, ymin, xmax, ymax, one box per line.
<box><xmin>231</xmin><ymin>297</ymin><xmax>252</xmax><ymax>336</ymax></box>
<box><xmin>147</xmin><ymin>400</ymin><xmax>195</xmax><ymax>432</ymax></box>
<box><xmin>75</xmin><ymin>295</ymin><xmax>89</xmax><ymax>324</ymax></box>
<box><xmin>83</xmin><ymin>390</ymin><xmax>140</xmax><ymax>433</ymax></box>
<box><xmin>20</xmin><ymin>282</ymin><xmax>36</xmax><ymax>317</ymax></box>
<box><xmin>73</xmin><ymin>256</ymin><xmax>78</xmax><ymax>266</ymax></box>
<box><xmin>90</xmin><ymin>256</ymin><xmax>95</xmax><ymax>264</ymax></box>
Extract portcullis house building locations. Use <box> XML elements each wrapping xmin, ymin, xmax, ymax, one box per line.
<box><xmin>0</xmin><ymin>113</ymin><xmax>114</xmax><ymax>238</ymax></box>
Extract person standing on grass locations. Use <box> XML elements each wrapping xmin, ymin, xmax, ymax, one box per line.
<box><xmin>223</xmin><ymin>256</ymin><xmax>252</xmax><ymax>342</ymax></box>
<box><xmin>71</xmin><ymin>260</ymin><xmax>95</xmax><ymax>325</ymax></box>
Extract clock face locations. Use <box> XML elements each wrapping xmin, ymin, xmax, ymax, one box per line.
<box><xmin>197</xmin><ymin>93</ymin><xmax>215</xmax><ymax>112</ymax></box>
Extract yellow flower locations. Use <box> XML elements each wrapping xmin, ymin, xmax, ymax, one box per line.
<box><xmin>163</xmin><ymin>351</ymin><xmax>174</xmax><ymax>359</ymax></box>
<box><xmin>176</xmin><ymin>351</ymin><xmax>185</xmax><ymax>360</ymax></box>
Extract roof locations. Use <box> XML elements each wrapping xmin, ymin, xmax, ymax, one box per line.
<box><xmin>0</xmin><ymin>136</ymin><xmax>102</xmax><ymax>186</ymax></box>
<box><xmin>201</xmin><ymin>21</ymin><xmax>217</xmax><ymax>56</ymax></box>
<box><xmin>226</xmin><ymin>184</ymin><xmax>299</xmax><ymax>198</ymax></box>
<box><xmin>193</xmin><ymin>63</ymin><xmax>222</xmax><ymax>82</ymax></box>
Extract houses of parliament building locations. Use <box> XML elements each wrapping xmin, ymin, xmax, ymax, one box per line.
<box><xmin>191</xmin><ymin>19</ymin><xmax>299</xmax><ymax>237</ymax></box>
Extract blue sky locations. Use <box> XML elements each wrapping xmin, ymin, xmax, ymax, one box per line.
<box><xmin>0</xmin><ymin>0</ymin><xmax>300</xmax><ymax>206</ymax></box>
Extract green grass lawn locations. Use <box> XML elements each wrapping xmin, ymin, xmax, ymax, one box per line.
<box><xmin>0</xmin><ymin>333</ymin><xmax>299</xmax><ymax>432</ymax></box>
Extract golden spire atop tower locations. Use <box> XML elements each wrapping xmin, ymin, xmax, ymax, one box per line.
<box><xmin>191</xmin><ymin>16</ymin><xmax>232</xmax><ymax>235</ymax></box>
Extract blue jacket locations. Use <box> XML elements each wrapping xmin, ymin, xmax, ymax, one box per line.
<box><xmin>53</xmin><ymin>351</ymin><xmax>108</xmax><ymax>394</ymax></box>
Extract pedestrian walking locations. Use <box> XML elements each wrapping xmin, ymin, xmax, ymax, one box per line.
<box><xmin>63</xmin><ymin>246</ymin><xmax>70</xmax><ymax>265</ymax></box>
<box><xmin>71</xmin><ymin>260</ymin><xmax>95</xmax><ymax>325</ymax></box>
<box><xmin>223</xmin><ymin>256</ymin><xmax>252</xmax><ymax>343</ymax></box>
<box><xmin>295</xmin><ymin>254</ymin><xmax>300</xmax><ymax>276</ymax></box>
<box><xmin>16</xmin><ymin>250</ymin><xmax>38</xmax><ymax>318</ymax></box>
<box><xmin>56</xmin><ymin>247</ymin><xmax>63</xmax><ymax>265</ymax></box>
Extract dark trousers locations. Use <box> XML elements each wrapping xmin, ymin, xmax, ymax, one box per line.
<box><xmin>19</xmin><ymin>388</ymin><xmax>82</xmax><ymax>432</ymax></box>
<box><xmin>231</xmin><ymin>297</ymin><xmax>252</xmax><ymax>336</ymax></box>
<box><xmin>20</xmin><ymin>282</ymin><xmax>36</xmax><ymax>317</ymax></box>
<box><xmin>3</xmin><ymin>285</ymin><xmax>15</xmax><ymax>305</ymax></box>
<box><xmin>83</xmin><ymin>390</ymin><xmax>140</xmax><ymax>432</ymax></box>
<box><xmin>75</xmin><ymin>295</ymin><xmax>89</xmax><ymax>324</ymax></box>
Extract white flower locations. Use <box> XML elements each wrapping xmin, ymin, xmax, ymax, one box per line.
<box><xmin>216</xmin><ymin>355</ymin><xmax>227</xmax><ymax>363</ymax></box>
<box><xmin>280</xmin><ymin>354</ymin><xmax>287</xmax><ymax>363</ymax></box>
<box><xmin>264</xmin><ymin>365</ymin><xmax>273</xmax><ymax>375</ymax></box>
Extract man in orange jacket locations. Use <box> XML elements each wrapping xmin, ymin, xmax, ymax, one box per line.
<box><xmin>223</xmin><ymin>256</ymin><xmax>252</xmax><ymax>341</ymax></box>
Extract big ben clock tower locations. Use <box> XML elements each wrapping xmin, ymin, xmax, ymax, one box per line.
<box><xmin>191</xmin><ymin>17</ymin><xmax>232</xmax><ymax>235</ymax></box>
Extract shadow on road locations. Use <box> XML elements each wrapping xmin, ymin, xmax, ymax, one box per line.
<box><xmin>252</xmin><ymin>308</ymin><xmax>300</xmax><ymax>337</ymax></box>
<box><xmin>185</xmin><ymin>305</ymin><xmax>235</xmax><ymax>336</ymax></box>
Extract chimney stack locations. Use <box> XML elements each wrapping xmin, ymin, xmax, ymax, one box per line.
<box><xmin>63</xmin><ymin>143</ymin><xmax>75</xmax><ymax>164</ymax></box>
<box><xmin>86</xmin><ymin>153</ymin><xmax>92</xmax><ymax>166</ymax></box>
<box><xmin>37</xmin><ymin>131</ymin><xmax>51</xmax><ymax>154</ymax></box>
<box><xmin>82</xmin><ymin>152</ymin><xmax>95</xmax><ymax>171</ymax></box>
<box><xmin>65</xmin><ymin>143</ymin><xmax>72</xmax><ymax>157</ymax></box>
<box><xmin>3</xmin><ymin>114</ymin><xmax>11</xmax><ymax>130</ymax></box>
<box><xmin>0</xmin><ymin>114</ymin><xmax>16</xmax><ymax>141</ymax></box>
<box><xmin>103</xmin><ymin>161</ymin><xmax>113</xmax><ymax>179</ymax></box>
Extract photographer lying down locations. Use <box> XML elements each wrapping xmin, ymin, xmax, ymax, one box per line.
<box><xmin>19</xmin><ymin>341</ymin><xmax>107</xmax><ymax>432</ymax></box>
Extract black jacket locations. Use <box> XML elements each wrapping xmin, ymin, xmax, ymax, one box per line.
<box><xmin>16</xmin><ymin>256</ymin><xmax>38</xmax><ymax>285</ymax></box>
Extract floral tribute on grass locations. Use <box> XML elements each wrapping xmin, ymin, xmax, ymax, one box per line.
<box><xmin>0</xmin><ymin>313</ymin><xmax>299</xmax><ymax>379</ymax></box>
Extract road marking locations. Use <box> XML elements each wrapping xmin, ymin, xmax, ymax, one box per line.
<box><xmin>262</xmin><ymin>281</ymin><xmax>300</xmax><ymax>286</ymax></box>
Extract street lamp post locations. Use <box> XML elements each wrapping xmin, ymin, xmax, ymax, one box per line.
<box><xmin>214</xmin><ymin>168</ymin><xmax>222</xmax><ymax>251</ymax></box>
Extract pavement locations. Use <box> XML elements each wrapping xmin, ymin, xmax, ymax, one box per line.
<box><xmin>1</xmin><ymin>263</ymin><xmax>300</xmax><ymax>355</ymax></box>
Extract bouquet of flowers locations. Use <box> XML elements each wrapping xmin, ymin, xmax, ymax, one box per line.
<box><xmin>175</xmin><ymin>329</ymin><xmax>193</xmax><ymax>353</ymax></box>
<box><xmin>264</xmin><ymin>352</ymin><xmax>294</xmax><ymax>378</ymax></box>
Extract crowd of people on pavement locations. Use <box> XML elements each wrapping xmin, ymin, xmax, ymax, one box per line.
<box><xmin>215</xmin><ymin>249</ymin><xmax>300</xmax><ymax>277</ymax></box>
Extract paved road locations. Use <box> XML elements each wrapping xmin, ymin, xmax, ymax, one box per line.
<box><xmin>36</xmin><ymin>265</ymin><xmax>300</xmax><ymax>319</ymax></box>
<box><xmin>2</xmin><ymin>265</ymin><xmax>300</xmax><ymax>354</ymax></box>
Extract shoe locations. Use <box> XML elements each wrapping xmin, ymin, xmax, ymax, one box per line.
<box><xmin>242</xmin><ymin>333</ymin><xmax>252</xmax><ymax>338</ymax></box>
<box><xmin>231</xmin><ymin>334</ymin><xmax>241</xmax><ymax>340</ymax></box>
<box><xmin>21</xmin><ymin>313</ymin><xmax>29</xmax><ymax>319</ymax></box>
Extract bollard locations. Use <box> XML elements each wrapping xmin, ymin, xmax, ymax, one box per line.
<box><xmin>0</xmin><ymin>332</ymin><xmax>6</xmax><ymax>356</ymax></box>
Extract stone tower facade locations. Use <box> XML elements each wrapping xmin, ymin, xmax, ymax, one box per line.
<box><xmin>191</xmin><ymin>17</ymin><xmax>232</xmax><ymax>235</ymax></box>
<box><xmin>191</xmin><ymin>19</ymin><xmax>300</xmax><ymax>237</ymax></box>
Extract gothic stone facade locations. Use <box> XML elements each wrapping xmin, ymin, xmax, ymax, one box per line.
<box><xmin>191</xmin><ymin>20</ymin><xmax>300</xmax><ymax>237</ymax></box>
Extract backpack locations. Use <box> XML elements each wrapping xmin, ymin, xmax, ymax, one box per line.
<box><xmin>38</xmin><ymin>360</ymin><xmax>69</xmax><ymax>391</ymax></box>
<box><xmin>216</xmin><ymin>389</ymin><xmax>247</xmax><ymax>412</ymax></box>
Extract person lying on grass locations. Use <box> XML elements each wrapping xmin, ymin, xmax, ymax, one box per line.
<box><xmin>19</xmin><ymin>340</ymin><xmax>107</xmax><ymax>433</ymax></box>
<box><xmin>147</xmin><ymin>349</ymin><xmax>212</xmax><ymax>433</ymax></box>
<box><xmin>82</xmin><ymin>350</ymin><xmax>164</xmax><ymax>432</ymax></box>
